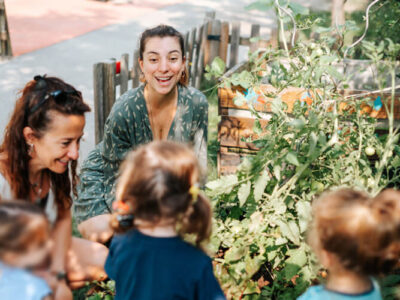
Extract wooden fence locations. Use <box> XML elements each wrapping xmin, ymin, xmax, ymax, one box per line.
<box><xmin>93</xmin><ymin>11</ymin><xmax>274</xmax><ymax>144</ymax></box>
<box><xmin>0</xmin><ymin>0</ymin><xmax>12</xmax><ymax>59</ymax></box>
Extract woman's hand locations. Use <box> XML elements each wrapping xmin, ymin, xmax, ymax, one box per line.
<box><xmin>78</xmin><ymin>214</ymin><xmax>114</xmax><ymax>243</ymax></box>
<box><xmin>54</xmin><ymin>281</ymin><xmax>72</xmax><ymax>300</ymax></box>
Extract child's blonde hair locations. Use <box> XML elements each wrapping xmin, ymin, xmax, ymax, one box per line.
<box><xmin>0</xmin><ymin>200</ymin><xmax>48</xmax><ymax>258</ymax></box>
<box><xmin>113</xmin><ymin>141</ymin><xmax>212</xmax><ymax>247</ymax></box>
<box><xmin>308</xmin><ymin>188</ymin><xmax>400</xmax><ymax>275</ymax></box>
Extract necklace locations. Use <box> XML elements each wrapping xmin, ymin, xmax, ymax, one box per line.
<box><xmin>30</xmin><ymin>171</ymin><xmax>44</xmax><ymax>202</ymax></box>
<box><xmin>148</xmin><ymin>104</ymin><xmax>163</xmax><ymax>140</ymax></box>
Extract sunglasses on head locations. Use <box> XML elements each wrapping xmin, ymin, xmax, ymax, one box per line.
<box><xmin>29</xmin><ymin>90</ymin><xmax>81</xmax><ymax>115</ymax></box>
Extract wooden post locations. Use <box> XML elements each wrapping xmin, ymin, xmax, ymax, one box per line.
<box><xmin>131</xmin><ymin>49</ymin><xmax>140</xmax><ymax>88</ymax></box>
<box><xmin>93</xmin><ymin>63</ymin><xmax>105</xmax><ymax>144</ymax></box>
<box><xmin>103</xmin><ymin>59</ymin><xmax>116</xmax><ymax>124</ymax></box>
<box><xmin>204</xmin><ymin>19</ymin><xmax>222</xmax><ymax>67</ymax></box>
<box><xmin>229</xmin><ymin>21</ymin><xmax>241</xmax><ymax>68</ymax></box>
<box><xmin>187</xmin><ymin>27</ymin><xmax>196</xmax><ymax>82</ymax></box>
<box><xmin>195</xmin><ymin>22</ymin><xmax>207</xmax><ymax>89</ymax></box>
<box><xmin>0</xmin><ymin>0</ymin><xmax>12</xmax><ymax>58</ymax></box>
<box><xmin>120</xmin><ymin>53</ymin><xmax>129</xmax><ymax>95</ymax></box>
<box><xmin>219</xmin><ymin>22</ymin><xmax>229</xmax><ymax>66</ymax></box>
<box><xmin>250</xmin><ymin>24</ymin><xmax>261</xmax><ymax>53</ymax></box>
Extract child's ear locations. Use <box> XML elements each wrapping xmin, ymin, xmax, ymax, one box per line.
<box><xmin>320</xmin><ymin>249</ymin><xmax>333</xmax><ymax>268</ymax></box>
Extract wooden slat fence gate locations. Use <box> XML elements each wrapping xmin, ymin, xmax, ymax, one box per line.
<box><xmin>0</xmin><ymin>0</ymin><xmax>12</xmax><ymax>59</ymax></box>
<box><xmin>93</xmin><ymin>11</ymin><xmax>274</xmax><ymax>144</ymax></box>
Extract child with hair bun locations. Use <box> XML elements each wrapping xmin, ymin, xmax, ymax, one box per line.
<box><xmin>0</xmin><ymin>200</ymin><xmax>53</xmax><ymax>300</ymax></box>
<box><xmin>105</xmin><ymin>141</ymin><xmax>225</xmax><ymax>300</ymax></box>
<box><xmin>298</xmin><ymin>188</ymin><xmax>400</xmax><ymax>300</ymax></box>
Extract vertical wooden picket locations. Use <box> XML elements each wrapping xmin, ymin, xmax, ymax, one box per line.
<box><xmin>119</xmin><ymin>53</ymin><xmax>129</xmax><ymax>95</ymax></box>
<box><xmin>131</xmin><ymin>50</ymin><xmax>140</xmax><ymax>88</ymax></box>
<box><xmin>250</xmin><ymin>24</ymin><xmax>261</xmax><ymax>52</ymax></box>
<box><xmin>93</xmin><ymin>63</ymin><xmax>105</xmax><ymax>144</ymax></box>
<box><xmin>219</xmin><ymin>22</ymin><xmax>230</xmax><ymax>65</ymax></box>
<box><xmin>103</xmin><ymin>59</ymin><xmax>116</xmax><ymax>124</ymax></box>
<box><xmin>0</xmin><ymin>0</ymin><xmax>12</xmax><ymax>58</ymax></box>
<box><xmin>229</xmin><ymin>21</ymin><xmax>241</xmax><ymax>68</ymax></box>
<box><xmin>205</xmin><ymin>20</ymin><xmax>222</xmax><ymax>67</ymax></box>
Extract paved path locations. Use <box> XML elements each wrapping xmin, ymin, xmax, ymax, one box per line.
<box><xmin>0</xmin><ymin>0</ymin><xmax>329</xmax><ymax>160</ymax></box>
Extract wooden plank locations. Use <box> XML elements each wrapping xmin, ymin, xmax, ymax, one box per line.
<box><xmin>103</xmin><ymin>59</ymin><xmax>116</xmax><ymax>122</ymax></box>
<box><xmin>120</xmin><ymin>53</ymin><xmax>129</xmax><ymax>95</ymax></box>
<box><xmin>219</xmin><ymin>22</ymin><xmax>229</xmax><ymax>65</ymax></box>
<box><xmin>187</xmin><ymin>27</ymin><xmax>196</xmax><ymax>81</ymax></box>
<box><xmin>219</xmin><ymin>85</ymin><xmax>400</xmax><ymax>119</ymax></box>
<box><xmin>218</xmin><ymin>146</ymin><xmax>257</xmax><ymax>175</ymax></box>
<box><xmin>250</xmin><ymin>24</ymin><xmax>261</xmax><ymax>52</ymax></box>
<box><xmin>218</xmin><ymin>115</ymin><xmax>268</xmax><ymax>149</ymax></box>
<box><xmin>131</xmin><ymin>49</ymin><xmax>140</xmax><ymax>88</ymax></box>
<box><xmin>0</xmin><ymin>0</ymin><xmax>12</xmax><ymax>58</ymax></box>
<box><xmin>195</xmin><ymin>23</ymin><xmax>207</xmax><ymax>89</ymax></box>
<box><xmin>190</xmin><ymin>25</ymin><xmax>202</xmax><ymax>87</ymax></box>
<box><xmin>205</xmin><ymin>20</ymin><xmax>221</xmax><ymax>67</ymax></box>
<box><xmin>229</xmin><ymin>21</ymin><xmax>241</xmax><ymax>68</ymax></box>
<box><xmin>93</xmin><ymin>63</ymin><xmax>105</xmax><ymax>144</ymax></box>
<box><xmin>184</xmin><ymin>31</ymin><xmax>190</xmax><ymax>76</ymax></box>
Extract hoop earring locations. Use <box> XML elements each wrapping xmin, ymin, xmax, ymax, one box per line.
<box><xmin>139</xmin><ymin>72</ymin><xmax>146</xmax><ymax>83</ymax></box>
<box><xmin>27</xmin><ymin>143</ymin><xmax>34</xmax><ymax>156</ymax></box>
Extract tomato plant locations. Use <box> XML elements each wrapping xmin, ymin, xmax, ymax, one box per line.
<box><xmin>205</xmin><ymin>15</ymin><xmax>400</xmax><ymax>298</ymax></box>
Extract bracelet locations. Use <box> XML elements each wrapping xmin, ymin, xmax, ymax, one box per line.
<box><xmin>51</xmin><ymin>270</ymin><xmax>68</xmax><ymax>282</ymax></box>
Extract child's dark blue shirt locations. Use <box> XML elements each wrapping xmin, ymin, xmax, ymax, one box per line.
<box><xmin>105</xmin><ymin>229</ymin><xmax>226</xmax><ymax>300</ymax></box>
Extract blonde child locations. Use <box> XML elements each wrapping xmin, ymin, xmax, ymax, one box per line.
<box><xmin>0</xmin><ymin>200</ymin><xmax>53</xmax><ymax>300</ymax></box>
<box><xmin>105</xmin><ymin>141</ymin><xmax>225</xmax><ymax>300</ymax></box>
<box><xmin>298</xmin><ymin>188</ymin><xmax>400</xmax><ymax>300</ymax></box>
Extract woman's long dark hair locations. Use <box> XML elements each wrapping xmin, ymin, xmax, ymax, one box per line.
<box><xmin>0</xmin><ymin>76</ymin><xmax>91</xmax><ymax>213</ymax></box>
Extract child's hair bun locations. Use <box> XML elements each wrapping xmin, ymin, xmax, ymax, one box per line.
<box><xmin>310</xmin><ymin>188</ymin><xmax>400</xmax><ymax>275</ymax></box>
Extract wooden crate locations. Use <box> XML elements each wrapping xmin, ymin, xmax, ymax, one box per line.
<box><xmin>217</xmin><ymin>84</ymin><xmax>400</xmax><ymax>175</ymax></box>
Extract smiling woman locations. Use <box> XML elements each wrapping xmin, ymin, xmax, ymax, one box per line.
<box><xmin>0</xmin><ymin>76</ymin><xmax>108</xmax><ymax>300</ymax></box>
<box><xmin>74</xmin><ymin>25</ymin><xmax>208</xmax><ymax>245</ymax></box>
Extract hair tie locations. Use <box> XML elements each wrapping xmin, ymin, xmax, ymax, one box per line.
<box><xmin>33</xmin><ymin>74</ymin><xmax>47</xmax><ymax>90</ymax></box>
<box><xmin>112</xmin><ymin>200</ymin><xmax>131</xmax><ymax>214</ymax></box>
<box><xmin>189</xmin><ymin>184</ymin><xmax>200</xmax><ymax>204</ymax></box>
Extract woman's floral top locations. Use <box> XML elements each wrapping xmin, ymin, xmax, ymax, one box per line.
<box><xmin>74</xmin><ymin>84</ymin><xmax>208</xmax><ymax>224</ymax></box>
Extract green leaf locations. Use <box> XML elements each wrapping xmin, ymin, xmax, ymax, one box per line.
<box><xmin>245</xmin><ymin>255</ymin><xmax>264</xmax><ymax>278</ymax></box>
<box><xmin>276</xmin><ymin>219</ymin><xmax>300</xmax><ymax>245</ymax></box>
<box><xmin>225</xmin><ymin>246</ymin><xmax>247</xmax><ymax>262</ymax></box>
<box><xmin>206</xmin><ymin>175</ymin><xmax>238</xmax><ymax>197</ymax></box>
<box><xmin>283</xmin><ymin>263</ymin><xmax>300</xmax><ymax>280</ymax></box>
<box><xmin>254</xmin><ymin>170</ymin><xmax>269</xmax><ymax>201</ymax></box>
<box><xmin>286</xmin><ymin>245</ymin><xmax>307</xmax><ymax>268</ymax></box>
<box><xmin>319</xmin><ymin>55</ymin><xmax>336</xmax><ymax>65</ymax></box>
<box><xmin>238</xmin><ymin>71</ymin><xmax>254</xmax><ymax>89</ymax></box>
<box><xmin>296</xmin><ymin>201</ymin><xmax>311</xmax><ymax>233</ymax></box>
<box><xmin>210</xmin><ymin>57</ymin><xmax>226</xmax><ymax>76</ymax></box>
<box><xmin>271</xmin><ymin>97</ymin><xmax>283</xmax><ymax>114</ymax></box>
<box><xmin>288</xmin><ymin>2</ymin><xmax>309</xmax><ymax>16</ymax></box>
<box><xmin>286</xmin><ymin>151</ymin><xmax>300</xmax><ymax>167</ymax></box>
<box><xmin>233</xmin><ymin>91</ymin><xmax>246</xmax><ymax>106</ymax></box>
<box><xmin>325</xmin><ymin>66</ymin><xmax>343</xmax><ymax>81</ymax></box>
<box><xmin>289</xmin><ymin>118</ymin><xmax>305</xmax><ymax>130</ymax></box>
<box><xmin>274</xmin><ymin>165</ymin><xmax>281</xmax><ymax>181</ymax></box>
<box><xmin>245</xmin><ymin>0</ymin><xmax>274</xmax><ymax>11</ymax></box>
<box><xmin>307</xmin><ymin>132</ymin><xmax>318</xmax><ymax>158</ymax></box>
<box><xmin>253</xmin><ymin>119</ymin><xmax>263</xmax><ymax>135</ymax></box>
<box><xmin>238</xmin><ymin>181</ymin><xmax>251</xmax><ymax>207</ymax></box>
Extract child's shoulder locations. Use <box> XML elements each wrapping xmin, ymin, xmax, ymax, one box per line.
<box><xmin>0</xmin><ymin>263</ymin><xmax>51</xmax><ymax>298</ymax></box>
